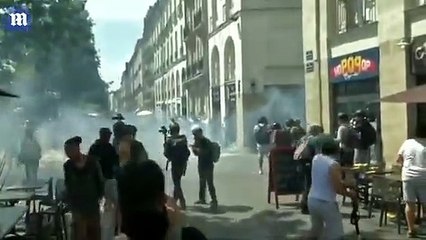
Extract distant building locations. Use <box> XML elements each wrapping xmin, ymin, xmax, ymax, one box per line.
<box><xmin>183</xmin><ymin>0</ymin><xmax>209</xmax><ymax>119</ymax></box>
<box><xmin>207</xmin><ymin>0</ymin><xmax>304</xmax><ymax>148</ymax></box>
<box><xmin>138</xmin><ymin>0</ymin><xmax>187</xmax><ymax>119</ymax></box>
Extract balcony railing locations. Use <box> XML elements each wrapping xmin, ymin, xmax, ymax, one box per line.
<box><xmin>194</xmin><ymin>10</ymin><xmax>202</xmax><ymax>28</ymax></box>
<box><xmin>184</xmin><ymin>26</ymin><xmax>189</xmax><ymax>38</ymax></box>
<box><xmin>210</xmin><ymin>16</ymin><xmax>216</xmax><ymax>32</ymax></box>
<box><xmin>336</xmin><ymin>0</ymin><xmax>377</xmax><ymax>34</ymax></box>
<box><xmin>178</xmin><ymin>4</ymin><xmax>183</xmax><ymax>18</ymax></box>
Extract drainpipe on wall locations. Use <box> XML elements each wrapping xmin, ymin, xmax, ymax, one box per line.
<box><xmin>315</xmin><ymin>0</ymin><xmax>324</xmax><ymax>127</ymax></box>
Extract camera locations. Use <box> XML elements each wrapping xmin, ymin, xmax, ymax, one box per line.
<box><xmin>158</xmin><ymin>125</ymin><xmax>168</xmax><ymax>135</ymax></box>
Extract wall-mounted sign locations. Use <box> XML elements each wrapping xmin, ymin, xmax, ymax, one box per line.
<box><xmin>411</xmin><ymin>35</ymin><xmax>426</xmax><ymax>75</ymax></box>
<box><xmin>305</xmin><ymin>62</ymin><xmax>314</xmax><ymax>73</ymax></box>
<box><xmin>329</xmin><ymin>47</ymin><xmax>379</xmax><ymax>82</ymax></box>
<box><xmin>212</xmin><ymin>86</ymin><xmax>220</xmax><ymax>102</ymax></box>
<box><xmin>305</xmin><ymin>50</ymin><xmax>314</xmax><ymax>61</ymax></box>
<box><xmin>226</xmin><ymin>83</ymin><xmax>236</xmax><ymax>102</ymax></box>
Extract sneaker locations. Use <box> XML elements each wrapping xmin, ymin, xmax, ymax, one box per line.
<box><xmin>194</xmin><ymin>200</ymin><xmax>207</xmax><ymax>205</ymax></box>
<box><xmin>259</xmin><ymin>169</ymin><xmax>263</xmax><ymax>175</ymax></box>
<box><xmin>210</xmin><ymin>201</ymin><xmax>218</xmax><ymax>211</ymax></box>
<box><xmin>407</xmin><ymin>231</ymin><xmax>417</xmax><ymax>238</ymax></box>
<box><xmin>180</xmin><ymin>200</ymin><xmax>186</xmax><ymax>210</ymax></box>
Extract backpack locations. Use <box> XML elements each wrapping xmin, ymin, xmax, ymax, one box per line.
<box><xmin>210</xmin><ymin>142</ymin><xmax>221</xmax><ymax>163</ymax></box>
<box><xmin>340</xmin><ymin>126</ymin><xmax>359</xmax><ymax>149</ymax></box>
<box><xmin>254</xmin><ymin>124</ymin><xmax>270</xmax><ymax>145</ymax></box>
<box><xmin>166</xmin><ymin>136</ymin><xmax>191</xmax><ymax>164</ymax></box>
<box><xmin>359</xmin><ymin>122</ymin><xmax>376</xmax><ymax>149</ymax></box>
<box><xmin>293</xmin><ymin>137</ymin><xmax>312</xmax><ymax>160</ymax></box>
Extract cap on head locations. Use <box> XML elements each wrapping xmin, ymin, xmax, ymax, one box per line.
<box><xmin>354</xmin><ymin>110</ymin><xmax>365</xmax><ymax>118</ymax></box>
<box><xmin>64</xmin><ymin>136</ymin><xmax>82</xmax><ymax>146</ymax></box>
<box><xmin>258</xmin><ymin>116</ymin><xmax>268</xmax><ymax>124</ymax></box>
<box><xmin>191</xmin><ymin>125</ymin><xmax>202</xmax><ymax>134</ymax></box>
<box><xmin>100</xmin><ymin>127</ymin><xmax>112</xmax><ymax>135</ymax></box>
<box><xmin>112</xmin><ymin>113</ymin><xmax>125</xmax><ymax>120</ymax></box>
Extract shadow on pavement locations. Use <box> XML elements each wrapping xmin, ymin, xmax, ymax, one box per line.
<box><xmin>186</xmin><ymin>209</ymin><xmax>307</xmax><ymax>239</ymax></box>
<box><xmin>187</xmin><ymin>205</ymin><xmax>253</xmax><ymax>215</ymax></box>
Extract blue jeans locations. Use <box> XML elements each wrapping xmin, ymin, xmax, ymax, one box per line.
<box><xmin>308</xmin><ymin>198</ymin><xmax>344</xmax><ymax>240</ymax></box>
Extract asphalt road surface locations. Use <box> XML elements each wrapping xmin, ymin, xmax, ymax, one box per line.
<box><xmin>3</xmin><ymin>149</ymin><xmax>424</xmax><ymax>239</ymax></box>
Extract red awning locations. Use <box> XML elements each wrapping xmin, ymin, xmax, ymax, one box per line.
<box><xmin>0</xmin><ymin>88</ymin><xmax>19</xmax><ymax>98</ymax></box>
<box><xmin>381</xmin><ymin>84</ymin><xmax>426</xmax><ymax>103</ymax></box>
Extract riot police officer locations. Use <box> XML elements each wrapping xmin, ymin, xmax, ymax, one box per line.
<box><xmin>163</xmin><ymin>123</ymin><xmax>190</xmax><ymax>210</ymax></box>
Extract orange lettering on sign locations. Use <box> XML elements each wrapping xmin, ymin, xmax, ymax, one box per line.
<box><xmin>340</xmin><ymin>56</ymin><xmax>363</xmax><ymax>75</ymax></box>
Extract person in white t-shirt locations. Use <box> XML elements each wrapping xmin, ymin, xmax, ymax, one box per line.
<box><xmin>307</xmin><ymin>137</ymin><xmax>356</xmax><ymax>240</ymax></box>
<box><xmin>397</xmin><ymin>138</ymin><xmax>426</xmax><ymax>238</ymax></box>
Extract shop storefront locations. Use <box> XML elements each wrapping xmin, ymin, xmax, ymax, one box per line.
<box><xmin>329</xmin><ymin>47</ymin><xmax>382</xmax><ymax>162</ymax></box>
<box><xmin>411</xmin><ymin>35</ymin><xmax>426</xmax><ymax>137</ymax></box>
<box><xmin>329</xmin><ymin>47</ymin><xmax>380</xmax><ymax>126</ymax></box>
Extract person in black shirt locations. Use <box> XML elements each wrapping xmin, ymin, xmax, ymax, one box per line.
<box><xmin>63</xmin><ymin>136</ymin><xmax>104</xmax><ymax>240</ymax></box>
<box><xmin>122</xmin><ymin>124</ymin><xmax>149</xmax><ymax>162</ymax></box>
<box><xmin>112</xmin><ymin>113</ymin><xmax>126</xmax><ymax>152</ymax></box>
<box><xmin>88</xmin><ymin>128</ymin><xmax>120</xmax><ymax>236</ymax></box>
<box><xmin>88</xmin><ymin>128</ymin><xmax>119</xmax><ymax>180</ymax></box>
<box><xmin>191</xmin><ymin>126</ymin><xmax>218</xmax><ymax>210</ymax></box>
<box><xmin>163</xmin><ymin>123</ymin><xmax>190</xmax><ymax>210</ymax></box>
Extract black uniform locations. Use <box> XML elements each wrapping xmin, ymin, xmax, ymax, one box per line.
<box><xmin>163</xmin><ymin>134</ymin><xmax>190</xmax><ymax>207</ymax></box>
<box><xmin>193</xmin><ymin>137</ymin><xmax>217</xmax><ymax>204</ymax></box>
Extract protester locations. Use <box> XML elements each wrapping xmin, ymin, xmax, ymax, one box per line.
<box><xmin>290</xmin><ymin>119</ymin><xmax>306</xmax><ymax>146</ymax></box>
<box><xmin>63</xmin><ymin>136</ymin><xmax>104</xmax><ymax>240</ymax></box>
<box><xmin>396</xmin><ymin>137</ymin><xmax>426</xmax><ymax>238</ymax></box>
<box><xmin>335</xmin><ymin>113</ymin><xmax>356</xmax><ymax>167</ymax></box>
<box><xmin>191</xmin><ymin>126</ymin><xmax>218</xmax><ymax>210</ymax></box>
<box><xmin>112</xmin><ymin>113</ymin><xmax>126</xmax><ymax>152</ymax></box>
<box><xmin>18</xmin><ymin>125</ymin><xmax>42</xmax><ymax>183</ymax></box>
<box><xmin>307</xmin><ymin>135</ymin><xmax>356</xmax><ymax>240</ymax></box>
<box><xmin>253</xmin><ymin>116</ymin><xmax>271</xmax><ymax>174</ymax></box>
<box><xmin>122</xmin><ymin>124</ymin><xmax>149</xmax><ymax>162</ymax></box>
<box><xmin>351</xmin><ymin>110</ymin><xmax>376</xmax><ymax>164</ymax></box>
<box><xmin>295</xmin><ymin>124</ymin><xmax>324</xmax><ymax>214</ymax></box>
<box><xmin>117</xmin><ymin>159</ymin><xmax>207</xmax><ymax>240</ymax></box>
<box><xmin>88</xmin><ymin>127</ymin><xmax>120</xmax><ymax>238</ymax></box>
<box><xmin>164</xmin><ymin>122</ymin><xmax>191</xmax><ymax>210</ymax></box>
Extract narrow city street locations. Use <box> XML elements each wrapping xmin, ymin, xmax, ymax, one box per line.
<box><xmin>4</xmin><ymin>150</ymin><xmax>417</xmax><ymax>239</ymax></box>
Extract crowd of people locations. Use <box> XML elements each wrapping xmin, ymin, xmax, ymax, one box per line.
<box><xmin>18</xmin><ymin>113</ymin><xmax>217</xmax><ymax>240</ymax></box>
<box><xmin>252</xmin><ymin>109</ymin><xmax>426</xmax><ymax>239</ymax></box>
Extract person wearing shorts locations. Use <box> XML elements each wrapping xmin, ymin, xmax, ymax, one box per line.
<box><xmin>397</xmin><ymin>138</ymin><xmax>426</xmax><ymax>238</ymax></box>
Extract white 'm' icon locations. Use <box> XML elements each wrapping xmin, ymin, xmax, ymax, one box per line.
<box><xmin>9</xmin><ymin>12</ymin><xmax>28</xmax><ymax>26</ymax></box>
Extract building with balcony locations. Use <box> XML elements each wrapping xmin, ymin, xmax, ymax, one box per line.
<box><xmin>120</xmin><ymin>63</ymin><xmax>133</xmax><ymax>112</ymax></box>
<box><xmin>127</xmin><ymin>38</ymin><xmax>144</xmax><ymax>110</ymax></box>
<box><xmin>141</xmin><ymin>0</ymin><xmax>186</xmax><ymax>120</ymax></box>
<box><xmin>303</xmin><ymin>0</ymin><xmax>426</xmax><ymax>165</ymax></box>
<box><xmin>208</xmin><ymin>0</ymin><xmax>305</xmax><ymax>148</ymax></box>
<box><xmin>183</xmin><ymin>0</ymin><xmax>209</xmax><ymax>118</ymax></box>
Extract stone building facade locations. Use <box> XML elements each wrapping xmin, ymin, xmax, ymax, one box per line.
<box><xmin>208</xmin><ymin>0</ymin><xmax>305</xmax><ymax>148</ymax></box>
<box><xmin>303</xmin><ymin>0</ymin><xmax>426</xmax><ymax>165</ymax></box>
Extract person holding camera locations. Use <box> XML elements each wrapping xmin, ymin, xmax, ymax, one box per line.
<box><xmin>163</xmin><ymin>123</ymin><xmax>191</xmax><ymax>210</ymax></box>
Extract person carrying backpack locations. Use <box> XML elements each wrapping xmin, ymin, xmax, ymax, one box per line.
<box><xmin>164</xmin><ymin>123</ymin><xmax>191</xmax><ymax>210</ymax></box>
<box><xmin>336</xmin><ymin>113</ymin><xmax>357</xmax><ymax>167</ymax></box>
<box><xmin>352</xmin><ymin>110</ymin><xmax>376</xmax><ymax>164</ymax></box>
<box><xmin>191</xmin><ymin>126</ymin><xmax>218</xmax><ymax>211</ymax></box>
<box><xmin>253</xmin><ymin>116</ymin><xmax>271</xmax><ymax>175</ymax></box>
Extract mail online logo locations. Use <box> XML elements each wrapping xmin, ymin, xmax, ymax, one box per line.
<box><xmin>2</xmin><ymin>5</ymin><xmax>32</xmax><ymax>32</ymax></box>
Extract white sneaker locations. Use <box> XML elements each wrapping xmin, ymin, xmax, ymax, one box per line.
<box><xmin>259</xmin><ymin>169</ymin><xmax>263</xmax><ymax>175</ymax></box>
